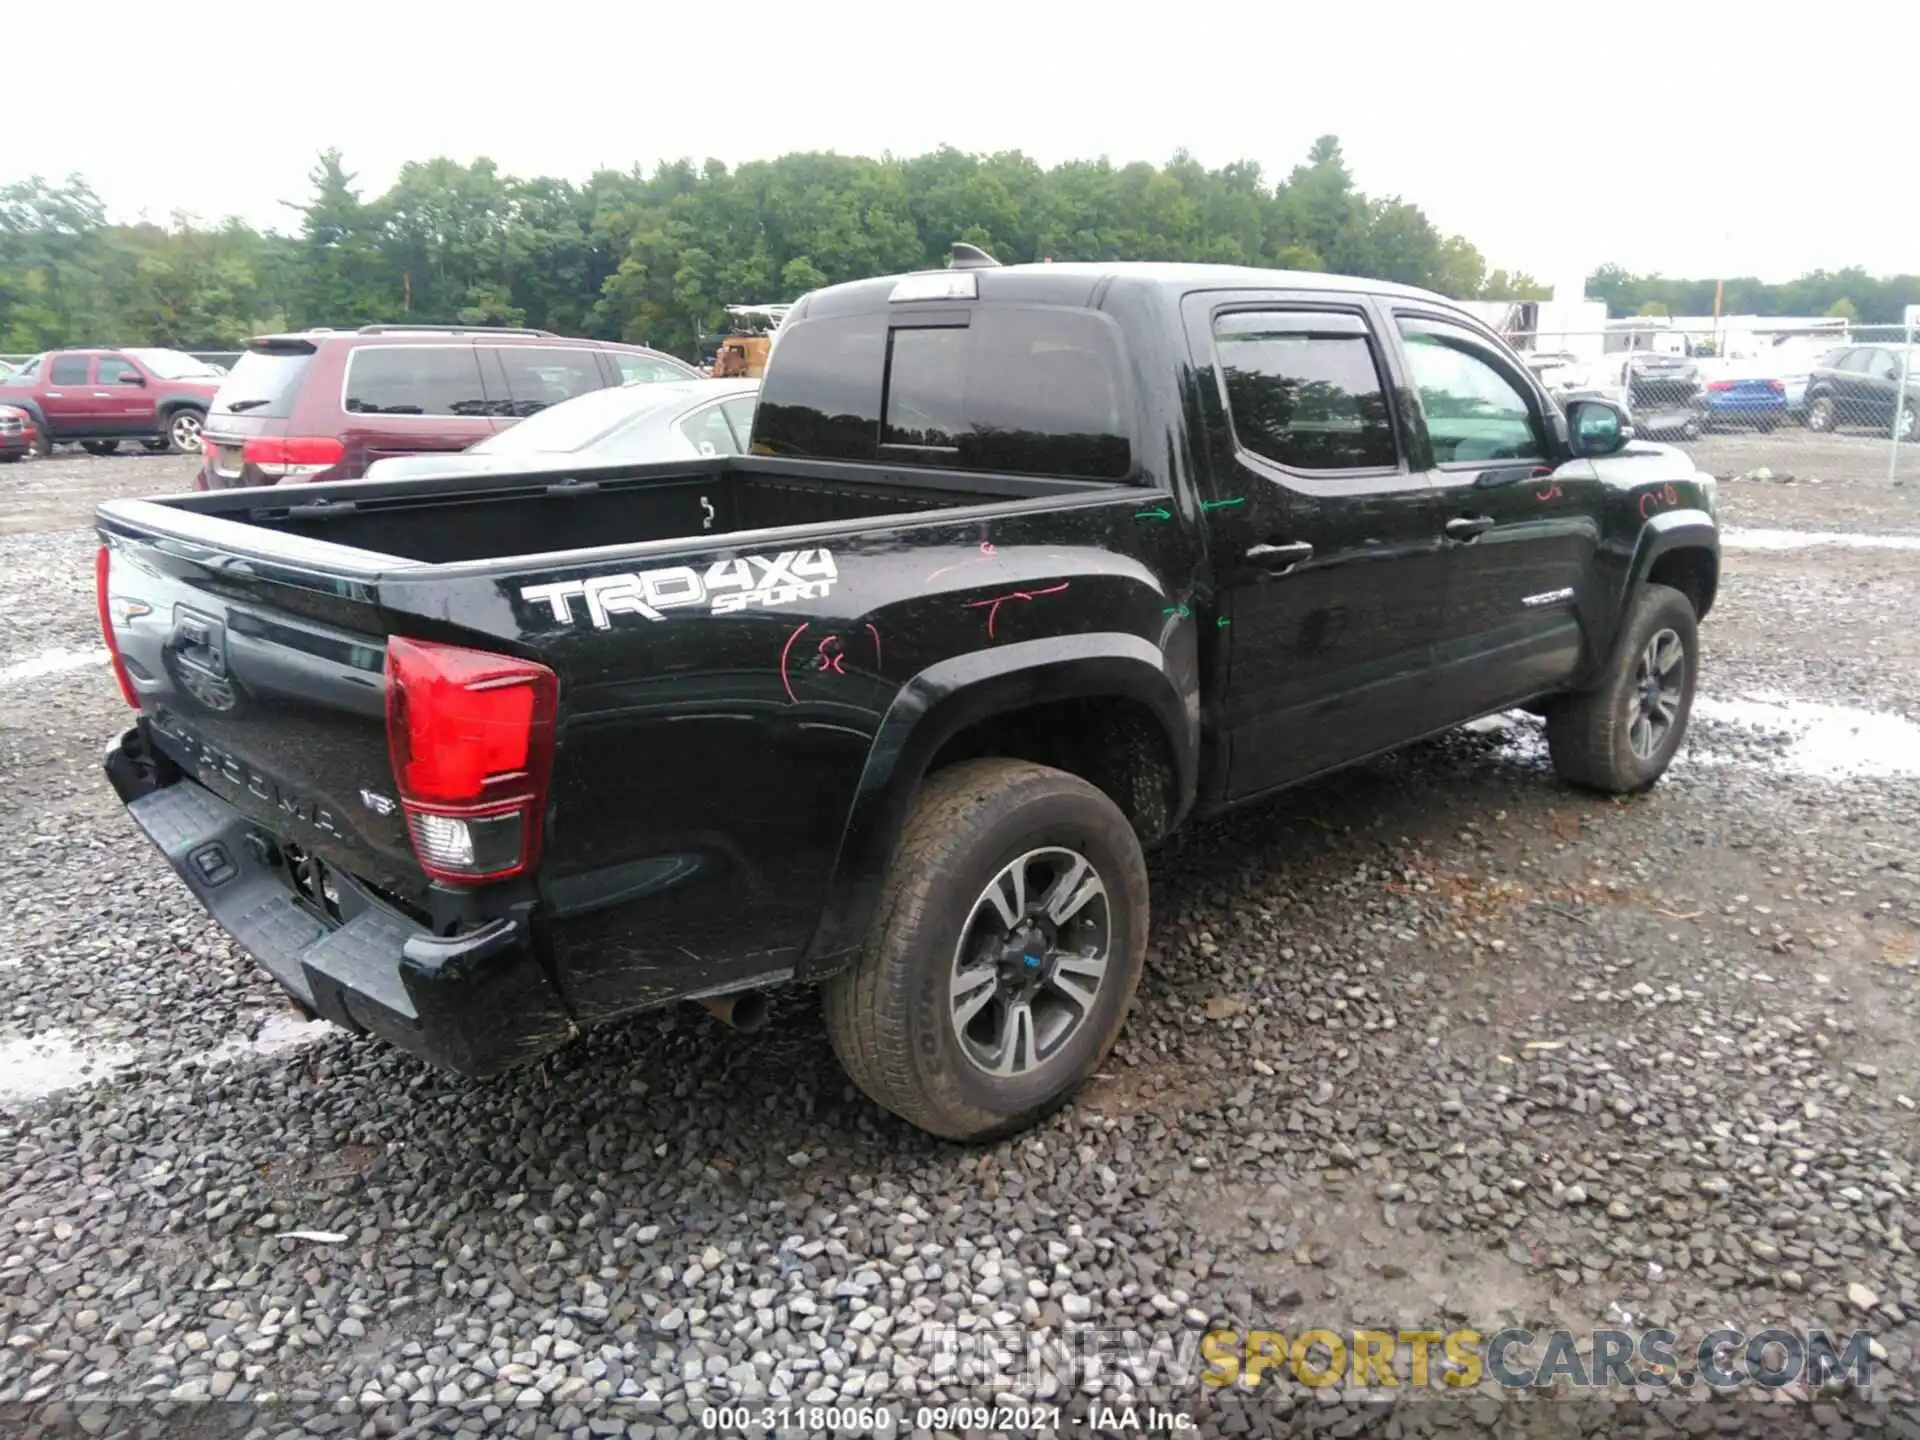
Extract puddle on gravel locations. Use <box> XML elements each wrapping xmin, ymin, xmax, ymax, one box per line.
<box><xmin>1690</xmin><ymin>695</ymin><xmax>1920</xmax><ymax>779</ymax></box>
<box><xmin>1721</xmin><ymin>528</ymin><xmax>1920</xmax><ymax>552</ymax></box>
<box><xmin>0</xmin><ymin>645</ymin><xmax>109</xmax><ymax>687</ymax></box>
<box><xmin>0</xmin><ymin>1029</ymin><xmax>135</xmax><ymax>1106</ymax></box>
<box><xmin>1472</xmin><ymin>696</ymin><xmax>1920</xmax><ymax>781</ymax></box>
<box><xmin>202</xmin><ymin>1012</ymin><xmax>337</xmax><ymax>1064</ymax></box>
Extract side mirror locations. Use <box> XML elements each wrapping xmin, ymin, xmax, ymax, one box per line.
<box><xmin>119</xmin><ymin>372</ymin><xmax>146</xmax><ymax>386</ymax></box>
<box><xmin>1566</xmin><ymin>397</ymin><xmax>1633</xmax><ymax>457</ymax></box>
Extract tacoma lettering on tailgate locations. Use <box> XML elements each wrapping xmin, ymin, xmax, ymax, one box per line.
<box><xmin>522</xmin><ymin>549</ymin><xmax>838</xmax><ymax>628</ymax></box>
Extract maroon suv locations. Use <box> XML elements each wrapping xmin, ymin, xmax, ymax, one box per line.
<box><xmin>0</xmin><ymin>348</ymin><xmax>224</xmax><ymax>455</ymax></box>
<box><xmin>197</xmin><ymin>326</ymin><xmax>700</xmax><ymax>488</ymax></box>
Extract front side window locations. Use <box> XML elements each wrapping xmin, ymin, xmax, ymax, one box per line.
<box><xmin>343</xmin><ymin>346</ymin><xmax>489</xmax><ymax>417</ymax></box>
<box><xmin>1213</xmin><ymin>310</ymin><xmax>1398</xmax><ymax>471</ymax></box>
<box><xmin>1396</xmin><ymin>317</ymin><xmax>1545</xmax><ymax>464</ymax></box>
<box><xmin>125</xmin><ymin>348</ymin><xmax>222</xmax><ymax>379</ymax></box>
<box><xmin>469</xmin><ymin>384</ymin><xmax>680</xmax><ymax>455</ymax></box>
<box><xmin>616</xmin><ymin>353</ymin><xmax>694</xmax><ymax>384</ymax></box>
<box><xmin>97</xmin><ymin>356</ymin><xmax>141</xmax><ymax>384</ymax></box>
<box><xmin>1838</xmin><ymin>349</ymin><xmax>1877</xmax><ymax>374</ymax></box>
<box><xmin>755</xmin><ymin>307</ymin><xmax>1133</xmax><ymax>478</ymax></box>
<box><xmin>49</xmin><ymin>355</ymin><xmax>89</xmax><ymax>385</ymax></box>
<box><xmin>490</xmin><ymin>347</ymin><xmax>610</xmax><ymax>418</ymax></box>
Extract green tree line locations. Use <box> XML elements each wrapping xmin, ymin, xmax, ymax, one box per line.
<box><xmin>4</xmin><ymin>137</ymin><xmax>1915</xmax><ymax>358</ymax></box>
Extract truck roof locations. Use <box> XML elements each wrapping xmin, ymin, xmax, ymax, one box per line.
<box><xmin>796</xmin><ymin>260</ymin><xmax>1462</xmax><ymax>318</ymax></box>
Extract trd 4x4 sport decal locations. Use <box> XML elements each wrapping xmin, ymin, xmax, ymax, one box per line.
<box><xmin>522</xmin><ymin>549</ymin><xmax>837</xmax><ymax>628</ymax></box>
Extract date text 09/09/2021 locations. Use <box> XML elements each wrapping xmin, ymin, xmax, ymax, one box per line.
<box><xmin>698</xmin><ymin>1404</ymin><xmax>1190</xmax><ymax>1433</ymax></box>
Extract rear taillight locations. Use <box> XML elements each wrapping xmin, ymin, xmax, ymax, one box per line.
<box><xmin>1767</xmin><ymin>379</ymin><xmax>1784</xmax><ymax>393</ymax></box>
<box><xmin>242</xmin><ymin>435</ymin><xmax>345</xmax><ymax>480</ymax></box>
<box><xmin>1707</xmin><ymin>381</ymin><xmax>1733</xmax><ymax>392</ymax></box>
<box><xmin>384</xmin><ymin>637</ymin><xmax>557</xmax><ymax>884</ymax></box>
<box><xmin>94</xmin><ymin>545</ymin><xmax>139</xmax><ymax>708</ymax></box>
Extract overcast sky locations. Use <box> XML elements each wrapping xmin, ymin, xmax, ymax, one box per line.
<box><xmin>11</xmin><ymin>1</ymin><xmax>1915</xmax><ymax>290</ymax></box>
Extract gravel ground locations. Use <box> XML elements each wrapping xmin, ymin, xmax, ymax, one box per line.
<box><xmin>1</xmin><ymin>449</ymin><xmax>1917</xmax><ymax>1438</ymax></box>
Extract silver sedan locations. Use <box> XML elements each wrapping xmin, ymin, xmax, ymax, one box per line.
<box><xmin>362</xmin><ymin>378</ymin><xmax>759</xmax><ymax>482</ymax></box>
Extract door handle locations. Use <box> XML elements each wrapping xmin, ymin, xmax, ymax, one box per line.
<box><xmin>1246</xmin><ymin>540</ymin><xmax>1314</xmax><ymax>572</ymax></box>
<box><xmin>1445</xmin><ymin>516</ymin><xmax>1496</xmax><ymax>542</ymax></box>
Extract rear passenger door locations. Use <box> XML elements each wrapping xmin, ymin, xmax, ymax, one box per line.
<box><xmin>39</xmin><ymin>354</ymin><xmax>95</xmax><ymax>437</ymax></box>
<box><xmin>1183</xmin><ymin>292</ymin><xmax>1447</xmax><ymax>799</ymax></box>
<box><xmin>340</xmin><ymin>345</ymin><xmax>493</xmax><ymax>474</ymax></box>
<box><xmin>1387</xmin><ymin>308</ymin><xmax>1598</xmax><ymax>719</ymax></box>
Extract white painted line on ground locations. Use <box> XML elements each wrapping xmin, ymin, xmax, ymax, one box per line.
<box><xmin>1722</xmin><ymin>528</ymin><xmax>1920</xmax><ymax>552</ymax></box>
<box><xmin>0</xmin><ymin>645</ymin><xmax>110</xmax><ymax>686</ymax></box>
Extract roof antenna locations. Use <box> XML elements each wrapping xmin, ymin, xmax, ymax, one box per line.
<box><xmin>948</xmin><ymin>242</ymin><xmax>1001</xmax><ymax>271</ymax></box>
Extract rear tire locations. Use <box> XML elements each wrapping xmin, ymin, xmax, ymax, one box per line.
<box><xmin>1546</xmin><ymin>583</ymin><xmax>1698</xmax><ymax>795</ymax></box>
<box><xmin>81</xmin><ymin>440</ymin><xmax>119</xmax><ymax>456</ymax></box>
<box><xmin>823</xmin><ymin>758</ymin><xmax>1149</xmax><ymax>1142</ymax></box>
<box><xmin>0</xmin><ymin>453</ymin><xmax>19</xmax><ymax>464</ymax></box>
<box><xmin>166</xmin><ymin>409</ymin><xmax>204</xmax><ymax>454</ymax></box>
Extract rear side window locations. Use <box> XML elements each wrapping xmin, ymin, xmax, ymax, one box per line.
<box><xmin>1213</xmin><ymin>310</ymin><xmax>1398</xmax><ymax>471</ymax></box>
<box><xmin>755</xmin><ymin>307</ymin><xmax>1133</xmax><ymax>479</ymax></box>
<box><xmin>491</xmin><ymin>346</ymin><xmax>610</xmax><ymax>417</ymax></box>
<box><xmin>214</xmin><ymin>349</ymin><xmax>315</xmax><ymax>419</ymax></box>
<box><xmin>49</xmin><ymin>356</ymin><xmax>89</xmax><ymax>384</ymax></box>
<box><xmin>344</xmin><ymin>346</ymin><xmax>489</xmax><ymax>417</ymax></box>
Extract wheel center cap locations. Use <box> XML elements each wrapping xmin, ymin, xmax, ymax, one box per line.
<box><xmin>1000</xmin><ymin>923</ymin><xmax>1049</xmax><ymax>990</ymax></box>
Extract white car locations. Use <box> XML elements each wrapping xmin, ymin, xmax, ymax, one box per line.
<box><xmin>361</xmin><ymin>378</ymin><xmax>759</xmax><ymax>483</ymax></box>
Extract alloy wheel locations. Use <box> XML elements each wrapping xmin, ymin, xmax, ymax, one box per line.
<box><xmin>949</xmin><ymin>846</ymin><xmax>1112</xmax><ymax>1077</ymax></box>
<box><xmin>1628</xmin><ymin>628</ymin><xmax>1685</xmax><ymax>761</ymax></box>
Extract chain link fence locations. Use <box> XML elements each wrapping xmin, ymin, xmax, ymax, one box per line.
<box><xmin>1503</xmin><ymin>323</ymin><xmax>1919</xmax><ymax>487</ymax></box>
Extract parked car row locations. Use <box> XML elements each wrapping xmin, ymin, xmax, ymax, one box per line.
<box><xmin>1525</xmin><ymin>338</ymin><xmax>1918</xmax><ymax>441</ymax></box>
<box><xmin>0</xmin><ymin>328</ymin><xmax>724</xmax><ymax>474</ymax></box>
<box><xmin>197</xmin><ymin>325</ymin><xmax>700</xmax><ymax>488</ymax></box>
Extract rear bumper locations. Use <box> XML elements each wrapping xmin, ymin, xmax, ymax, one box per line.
<box><xmin>104</xmin><ymin>724</ymin><xmax>574</xmax><ymax>1077</ymax></box>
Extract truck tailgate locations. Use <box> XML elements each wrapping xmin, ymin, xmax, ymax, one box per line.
<box><xmin>98</xmin><ymin>507</ymin><xmax>430</xmax><ymax>903</ymax></box>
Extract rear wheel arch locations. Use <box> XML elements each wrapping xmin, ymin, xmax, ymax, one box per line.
<box><xmin>800</xmin><ymin>636</ymin><xmax>1197</xmax><ymax>974</ymax></box>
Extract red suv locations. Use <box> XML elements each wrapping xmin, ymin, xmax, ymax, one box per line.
<box><xmin>197</xmin><ymin>326</ymin><xmax>701</xmax><ymax>488</ymax></box>
<box><xmin>0</xmin><ymin>348</ymin><xmax>224</xmax><ymax>456</ymax></box>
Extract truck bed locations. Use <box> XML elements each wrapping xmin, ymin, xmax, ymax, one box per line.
<box><xmin>138</xmin><ymin>456</ymin><xmax>1105</xmax><ymax>565</ymax></box>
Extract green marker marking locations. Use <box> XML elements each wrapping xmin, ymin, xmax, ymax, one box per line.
<box><xmin>1134</xmin><ymin>507</ymin><xmax>1173</xmax><ymax>522</ymax></box>
<box><xmin>1201</xmin><ymin>497</ymin><xmax>1245</xmax><ymax>512</ymax></box>
<box><xmin>1163</xmin><ymin>605</ymin><xmax>1190</xmax><ymax>618</ymax></box>
<box><xmin>1216</xmin><ymin>616</ymin><xmax>1231</xmax><ymax>628</ymax></box>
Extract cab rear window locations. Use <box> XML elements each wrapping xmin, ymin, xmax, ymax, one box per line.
<box><xmin>754</xmin><ymin>306</ymin><xmax>1133</xmax><ymax>479</ymax></box>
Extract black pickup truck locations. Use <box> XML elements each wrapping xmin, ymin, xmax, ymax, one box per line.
<box><xmin>97</xmin><ymin>252</ymin><xmax>1719</xmax><ymax>1141</ymax></box>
